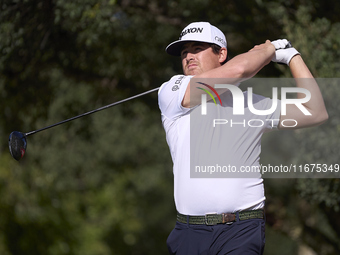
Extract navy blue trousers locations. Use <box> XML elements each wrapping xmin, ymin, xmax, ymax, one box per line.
<box><xmin>167</xmin><ymin>218</ymin><xmax>265</xmax><ymax>255</ymax></box>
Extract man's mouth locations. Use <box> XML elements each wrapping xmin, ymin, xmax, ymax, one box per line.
<box><xmin>187</xmin><ymin>62</ymin><xmax>198</xmax><ymax>69</ymax></box>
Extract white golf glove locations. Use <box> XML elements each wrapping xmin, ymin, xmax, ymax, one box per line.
<box><xmin>271</xmin><ymin>39</ymin><xmax>300</xmax><ymax>66</ymax></box>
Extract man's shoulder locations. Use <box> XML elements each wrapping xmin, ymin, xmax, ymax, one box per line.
<box><xmin>159</xmin><ymin>75</ymin><xmax>192</xmax><ymax>93</ymax></box>
<box><xmin>158</xmin><ymin>74</ymin><xmax>193</xmax><ymax>119</ymax></box>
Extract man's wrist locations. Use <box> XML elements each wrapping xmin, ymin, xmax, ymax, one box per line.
<box><xmin>287</xmin><ymin>53</ymin><xmax>302</xmax><ymax>66</ymax></box>
<box><xmin>267</xmin><ymin>41</ymin><xmax>276</xmax><ymax>54</ymax></box>
<box><xmin>268</xmin><ymin>45</ymin><xmax>276</xmax><ymax>64</ymax></box>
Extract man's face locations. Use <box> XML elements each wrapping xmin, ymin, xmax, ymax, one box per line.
<box><xmin>181</xmin><ymin>42</ymin><xmax>221</xmax><ymax>76</ymax></box>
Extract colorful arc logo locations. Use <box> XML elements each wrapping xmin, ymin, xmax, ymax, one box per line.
<box><xmin>197</xmin><ymin>82</ymin><xmax>222</xmax><ymax>115</ymax></box>
<box><xmin>196</xmin><ymin>82</ymin><xmax>223</xmax><ymax>106</ymax></box>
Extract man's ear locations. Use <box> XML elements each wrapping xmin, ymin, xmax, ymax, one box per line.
<box><xmin>219</xmin><ymin>48</ymin><xmax>228</xmax><ymax>64</ymax></box>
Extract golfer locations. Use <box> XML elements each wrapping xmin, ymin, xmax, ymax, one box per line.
<box><xmin>158</xmin><ymin>22</ymin><xmax>328</xmax><ymax>254</ymax></box>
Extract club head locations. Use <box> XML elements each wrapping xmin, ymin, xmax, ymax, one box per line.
<box><xmin>8</xmin><ymin>131</ymin><xmax>27</xmax><ymax>161</ymax></box>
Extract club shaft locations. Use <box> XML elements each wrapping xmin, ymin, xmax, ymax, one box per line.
<box><xmin>25</xmin><ymin>87</ymin><xmax>160</xmax><ymax>137</ymax></box>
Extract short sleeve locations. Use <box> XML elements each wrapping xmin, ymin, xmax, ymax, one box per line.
<box><xmin>158</xmin><ymin>75</ymin><xmax>193</xmax><ymax>120</ymax></box>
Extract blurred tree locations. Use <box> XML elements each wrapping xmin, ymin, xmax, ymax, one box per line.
<box><xmin>0</xmin><ymin>0</ymin><xmax>339</xmax><ymax>254</ymax></box>
<box><xmin>262</xmin><ymin>3</ymin><xmax>340</xmax><ymax>255</ymax></box>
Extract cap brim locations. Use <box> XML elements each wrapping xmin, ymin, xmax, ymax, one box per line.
<box><xmin>166</xmin><ymin>40</ymin><xmax>195</xmax><ymax>56</ymax></box>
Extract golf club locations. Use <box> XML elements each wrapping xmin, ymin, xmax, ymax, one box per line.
<box><xmin>8</xmin><ymin>87</ymin><xmax>159</xmax><ymax>161</ymax></box>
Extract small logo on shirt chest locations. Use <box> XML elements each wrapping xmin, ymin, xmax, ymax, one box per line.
<box><xmin>172</xmin><ymin>75</ymin><xmax>185</xmax><ymax>92</ymax></box>
<box><xmin>172</xmin><ymin>85</ymin><xmax>179</xmax><ymax>91</ymax></box>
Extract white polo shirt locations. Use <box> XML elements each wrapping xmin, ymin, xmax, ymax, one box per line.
<box><xmin>158</xmin><ymin>75</ymin><xmax>281</xmax><ymax>215</ymax></box>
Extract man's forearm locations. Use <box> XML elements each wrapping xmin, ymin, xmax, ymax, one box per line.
<box><xmin>224</xmin><ymin>40</ymin><xmax>276</xmax><ymax>79</ymax></box>
<box><xmin>182</xmin><ymin>41</ymin><xmax>275</xmax><ymax>108</ymax></box>
<box><xmin>197</xmin><ymin>40</ymin><xmax>275</xmax><ymax>80</ymax></box>
<box><xmin>292</xmin><ymin>55</ymin><xmax>328</xmax><ymax>122</ymax></box>
<box><xmin>278</xmin><ymin>55</ymin><xmax>328</xmax><ymax>129</ymax></box>
<box><xmin>289</xmin><ymin>55</ymin><xmax>313</xmax><ymax>78</ymax></box>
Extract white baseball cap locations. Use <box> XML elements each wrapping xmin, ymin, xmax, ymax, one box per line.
<box><xmin>166</xmin><ymin>22</ymin><xmax>227</xmax><ymax>56</ymax></box>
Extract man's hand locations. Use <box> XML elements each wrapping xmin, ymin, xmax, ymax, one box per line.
<box><xmin>271</xmin><ymin>39</ymin><xmax>291</xmax><ymax>49</ymax></box>
<box><xmin>271</xmin><ymin>39</ymin><xmax>300</xmax><ymax>66</ymax></box>
<box><xmin>249</xmin><ymin>40</ymin><xmax>276</xmax><ymax>53</ymax></box>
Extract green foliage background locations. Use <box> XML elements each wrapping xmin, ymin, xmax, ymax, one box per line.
<box><xmin>0</xmin><ymin>0</ymin><xmax>339</xmax><ymax>254</ymax></box>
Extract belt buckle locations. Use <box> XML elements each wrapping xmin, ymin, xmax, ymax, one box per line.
<box><xmin>205</xmin><ymin>213</ymin><xmax>218</xmax><ymax>225</ymax></box>
<box><xmin>222</xmin><ymin>213</ymin><xmax>236</xmax><ymax>224</ymax></box>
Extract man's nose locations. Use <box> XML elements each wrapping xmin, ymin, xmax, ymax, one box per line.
<box><xmin>186</xmin><ymin>52</ymin><xmax>195</xmax><ymax>61</ymax></box>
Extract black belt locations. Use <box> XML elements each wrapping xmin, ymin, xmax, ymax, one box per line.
<box><xmin>177</xmin><ymin>209</ymin><xmax>264</xmax><ymax>225</ymax></box>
